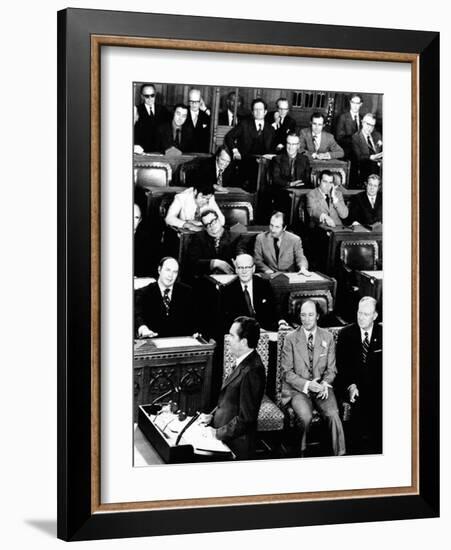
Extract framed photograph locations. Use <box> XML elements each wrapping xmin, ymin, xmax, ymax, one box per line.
<box><xmin>57</xmin><ymin>8</ymin><xmax>439</xmax><ymax>541</ymax></box>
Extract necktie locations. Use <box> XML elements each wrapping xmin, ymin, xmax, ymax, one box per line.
<box><xmin>289</xmin><ymin>158</ymin><xmax>295</xmax><ymax>180</ymax></box>
<box><xmin>217</xmin><ymin>168</ymin><xmax>223</xmax><ymax>187</ymax></box>
<box><xmin>194</xmin><ymin>205</ymin><xmax>201</xmax><ymax>221</ymax></box>
<box><xmin>355</xmin><ymin>115</ymin><xmax>360</xmax><ymax>130</ymax></box>
<box><xmin>273</xmin><ymin>237</ymin><xmax>280</xmax><ymax>262</ymax></box>
<box><xmin>214</xmin><ymin>236</ymin><xmax>221</xmax><ymax>252</ymax></box>
<box><xmin>163</xmin><ymin>288</ymin><xmax>171</xmax><ymax>316</ymax></box>
<box><xmin>175</xmin><ymin>128</ymin><xmax>181</xmax><ymax>147</ymax></box>
<box><xmin>313</xmin><ymin>134</ymin><xmax>320</xmax><ymax>151</ymax></box>
<box><xmin>367</xmin><ymin>135</ymin><xmax>376</xmax><ymax>155</ymax></box>
<box><xmin>307</xmin><ymin>333</ymin><xmax>314</xmax><ymax>377</ymax></box>
<box><xmin>230</xmin><ymin>115</ymin><xmax>235</xmax><ymax>126</ymax></box>
<box><xmin>243</xmin><ymin>285</ymin><xmax>254</xmax><ymax>316</ymax></box>
<box><xmin>362</xmin><ymin>332</ymin><xmax>370</xmax><ymax>364</ymax></box>
<box><xmin>325</xmin><ymin>194</ymin><xmax>330</xmax><ymax>209</ymax></box>
<box><xmin>257</xmin><ymin>123</ymin><xmax>262</xmax><ymax>135</ymax></box>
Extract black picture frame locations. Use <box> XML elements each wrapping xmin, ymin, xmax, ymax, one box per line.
<box><xmin>57</xmin><ymin>8</ymin><xmax>439</xmax><ymax>541</ymax></box>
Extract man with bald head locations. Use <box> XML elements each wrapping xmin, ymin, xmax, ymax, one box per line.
<box><xmin>185</xmin><ymin>88</ymin><xmax>211</xmax><ymax>153</ymax></box>
<box><xmin>281</xmin><ymin>300</ymin><xmax>346</xmax><ymax>456</ymax></box>
<box><xmin>222</xmin><ymin>253</ymin><xmax>282</xmax><ymax>331</ymax></box>
<box><xmin>134</xmin><ymin>257</ymin><xmax>197</xmax><ymax>338</ymax></box>
<box><xmin>337</xmin><ymin>296</ymin><xmax>382</xmax><ymax>454</ymax></box>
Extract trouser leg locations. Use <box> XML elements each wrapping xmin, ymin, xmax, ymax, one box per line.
<box><xmin>290</xmin><ymin>393</ymin><xmax>313</xmax><ymax>453</ymax></box>
<box><xmin>312</xmin><ymin>388</ymin><xmax>346</xmax><ymax>456</ymax></box>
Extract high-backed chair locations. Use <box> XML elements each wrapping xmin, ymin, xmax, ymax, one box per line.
<box><xmin>288</xmin><ymin>289</ymin><xmax>334</xmax><ymax>327</ymax></box>
<box><xmin>136</xmin><ymin>162</ymin><xmax>172</xmax><ymax>188</ymax></box>
<box><xmin>310</xmin><ymin>160</ymin><xmax>351</xmax><ymax>188</ymax></box>
<box><xmin>223</xmin><ymin>331</ymin><xmax>284</xmax><ymax>436</ymax></box>
<box><xmin>221</xmin><ymin>201</ymin><xmax>254</xmax><ymax>226</ymax></box>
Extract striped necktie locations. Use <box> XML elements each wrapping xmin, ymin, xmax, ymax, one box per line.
<box><xmin>307</xmin><ymin>333</ymin><xmax>314</xmax><ymax>377</ymax></box>
<box><xmin>243</xmin><ymin>285</ymin><xmax>254</xmax><ymax>316</ymax></box>
<box><xmin>362</xmin><ymin>331</ymin><xmax>370</xmax><ymax>364</ymax></box>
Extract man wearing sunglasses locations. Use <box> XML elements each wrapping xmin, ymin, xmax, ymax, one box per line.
<box><xmin>134</xmin><ymin>83</ymin><xmax>169</xmax><ymax>153</ymax></box>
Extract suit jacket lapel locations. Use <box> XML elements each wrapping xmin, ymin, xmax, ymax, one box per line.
<box><xmin>266</xmin><ymin>233</ymin><xmax>277</xmax><ymax>265</ymax></box>
<box><xmin>221</xmin><ymin>351</ymin><xmax>254</xmax><ymax>390</ymax></box>
<box><xmin>296</xmin><ymin>329</ymin><xmax>310</xmax><ymax>371</ymax></box>
<box><xmin>313</xmin><ymin>329</ymin><xmax>323</xmax><ymax>368</ymax></box>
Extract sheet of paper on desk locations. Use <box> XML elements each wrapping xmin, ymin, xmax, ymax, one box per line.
<box><xmin>181</xmin><ymin>422</ymin><xmax>231</xmax><ymax>454</ymax></box>
<box><xmin>210</xmin><ymin>274</ymin><xmax>237</xmax><ymax>285</ymax></box>
<box><xmin>361</xmin><ymin>270</ymin><xmax>383</xmax><ymax>279</ymax></box>
<box><xmin>286</xmin><ymin>272</ymin><xmax>325</xmax><ymax>283</ymax></box>
<box><xmin>152</xmin><ymin>337</ymin><xmax>201</xmax><ymax>348</ymax></box>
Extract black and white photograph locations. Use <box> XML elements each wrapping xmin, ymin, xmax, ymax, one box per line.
<box><xmin>132</xmin><ymin>82</ymin><xmax>384</xmax><ymax>465</ymax></box>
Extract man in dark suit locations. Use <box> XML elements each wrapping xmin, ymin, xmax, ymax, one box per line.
<box><xmin>336</xmin><ymin>297</ymin><xmax>382</xmax><ymax>454</ymax></box>
<box><xmin>299</xmin><ymin>112</ymin><xmax>344</xmax><ymax>161</ymax></box>
<box><xmin>134</xmin><ymin>83</ymin><xmax>169</xmax><ymax>153</ymax></box>
<box><xmin>254</xmin><ymin>211</ymin><xmax>310</xmax><ymax>274</ymax></box>
<box><xmin>224</xmin><ymin>98</ymin><xmax>275</xmax><ymax>191</ymax></box>
<box><xmin>194</xmin><ymin>146</ymin><xmax>237</xmax><ymax>190</ymax></box>
<box><xmin>348</xmin><ymin>174</ymin><xmax>382</xmax><ymax>226</ymax></box>
<box><xmin>135</xmin><ymin>257</ymin><xmax>196</xmax><ymax>337</ymax></box>
<box><xmin>184</xmin><ymin>88</ymin><xmax>211</xmax><ymax>153</ymax></box>
<box><xmin>218</xmin><ymin>91</ymin><xmax>247</xmax><ymax>126</ymax></box>
<box><xmin>223</xmin><ymin>253</ymin><xmax>280</xmax><ymax>331</ymax></box>
<box><xmin>270</xmin><ymin>132</ymin><xmax>311</xmax><ymax>214</ymax></box>
<box><xmin>267</xmin><ymin>97</ymin><xmax>297</xmax><ymax>151</ymax></box>
<box><xmin>188</xmin><ymin>209</ymin><xmax>243</xmax><ymax>278</ymax></box>
<box><xmin>335</xmin><ymin>93</ymin><xmax>364</xmax><ymax>159</ymax></box>
<box><xmin>155</xmin><ymin>103</ymin><xmax>195</xmax><ymax>154</ymax></box>
<box><xmin>351</xmin><ymin>112</ymin><xmax>383</xmax><ymax>184</ymax></box>
<box><xmin>199</xmin><ymin>316</ymin><xmax>266</xmax><ymax>460</ymax></box>
<box><xmin>281</xmin><ymin>300</ymin><xmax>346</xmax><ymax>456</ymax></box>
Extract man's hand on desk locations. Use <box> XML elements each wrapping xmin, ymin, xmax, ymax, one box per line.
<box><xmin>133</xmin><ymin>145</ymin><xmax>144</xmax><ymax>154</ymax></box>
<box><xmin>298</xmin><ymin>267</ymin><xmax>312</xmax><ymax>277</ymax></box>
<box><xmin>182</xmin><ymin>221</ymin><xmax>203</xmax><ymax>232</ymax></box>
<box><xmin>211</xmin><ymin>259</ymin><xmax>234</xmax><ymax>274</ymax></box>
<box><xmin>232</xmin><ymin>148</ymin><xmax>241</xmax><ymax>160</ymax></box>
<box><xmin>278</xmin><ymin>319</ymin><xmax>291</xmax><ymax>331</ymax></box>
<box><xmin>138</xmin><ymin>325</ymin><xmax>158</xmax><ymax>338</ymax></box>
<box><xmin>198</xmin><ymin>413</ymin><xmax>213</xmax><ymax>426</ymax></box>
<box><xmin>289</xmin><ymin>179</ymin><xmax>304</xmax><ymax>187</ymax></box>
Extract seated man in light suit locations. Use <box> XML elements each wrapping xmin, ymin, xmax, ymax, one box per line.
<box><xmin>281</xmin><ymin>300</ymin><xmax>346</xmax><ymax>456</ymax></box>
<box><xmin>165</xmin><ymin>180</ymin><xmax>225</xmax><ymax>232</ymax></box>
<box><xmin>299</xmin><ymin>112</ymin><xmax>344</xmax><ymax>161</ymax></box>
<box><xmin>254</xmin><ymin>211</ymin><xmax>311</xmax><ymax>275</ymax></box>
<box><xmin>306</xmin><ymin>169</ymin><xmax>349</xmax><ymax>228</ymax></box>
<box><xmin>199</xmin><ymin>316</ymin><xmax>266</xmax><ymax>460</ymax></box>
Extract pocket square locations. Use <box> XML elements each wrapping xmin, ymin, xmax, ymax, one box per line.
<box><xmin>262</xmin><ymin>298</ymin><xmax>267</xmax><ymax>303</ymax></box>
<box><xmin>319</xmin><ymin>353</ymin><xmax>327</xmax><ymax>358</ymax></box>
<box><xmin>202</xmin><ymin>123</ymin><xmax>207</xmax><ymax>128</ymax></box>
<box><xmin>374</xmin><ymin>349</ymin><xmax>382</xmax><ymax>353</ymax></box>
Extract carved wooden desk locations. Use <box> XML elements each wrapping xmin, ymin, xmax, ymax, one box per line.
<box><xmin>133</xmin><ymin>336</ymin><xmax>216</xmax><ymax>421</ymax></box>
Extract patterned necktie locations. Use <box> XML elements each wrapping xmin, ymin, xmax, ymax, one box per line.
<box><xmin>214</xmin><ymin>236</ymin><xmax>221</xmax><ymax>252</ymax></box>
<box><xmin>243</xmin><ymin>285</ymin><xmax>254</xmax><ymax>316</ymax></box>
<box><xmin>217</xmin><ymin>168</ymin><xmax>223</xmax><ymax>187</ymax></box>
<box><xmin>273</xmin><ymin>237</ymin><xmax>280</xmax><ymax>262</ymax></box>
<box><xmin>163</xmin><ymin>288</ymin><xmax>171</xmax><ymax>316</ymax></box>
<box><xmin>362</xmin><ymin>331</ymin><xmax>370</xmax><ymax>364</ymax></box>
<box><xmin>367</xmin><ymin>135</ymin><xmax>376</xmax><ymax>154</ymax></box>
<box><xmin>313</xmin><ymin>134</ymin><xmax>320</xmax><ymax>152</ymax></box>
<box><xmin>307</xmin><ymin>333</ymin><xmax>314</xmax><ymax>377</ymax></box>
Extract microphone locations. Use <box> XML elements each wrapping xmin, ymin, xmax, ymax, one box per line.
<box><xmin>148</xmin><ymin>383</ymin><xmax>180</xmax><ymax>415</ymax></box>
<box><xmin>175</xmin><ymin>411</ymin><xmax>201</xmax><ymax>446</ymax></box>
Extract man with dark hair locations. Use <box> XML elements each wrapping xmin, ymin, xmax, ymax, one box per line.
<box><xmin>306</xmin><ymin>169</ymin><xmax>349</xmax><ymax>227</ymax></box>
<box><xmin>134</xmin><ymin>83</ymin><xmax>170</xmax><ymax>153</ymax></box>
<box><xmin>224</xmin><ymin>98</ymin><xmax>275</xmax><ymax>191</ymax></box>
<box><xmin>254</xmin><ymin>211</ymin><xmax>310</xmax><ymax>274</ymax></box>
<box><xmin>223</xmin><ymin>253</ymin><xmax>281</xmax><ymax>331</ymax></box>
<box><xmin>268</xmin><ymin>97</ymin><xmax>297</xmax><ymax>151</ymax></box>
<box><xmin>299</xmin><ymin>112</ymin><xmax>344</xmax><ymax>161</ymax></box>
<box><xmin>336</xmin><ymin>296</ymin><xmax>382</xmax><ymax>454</ymax></box>
<box><xmin>134</xmin><ymin>257</ymin><xmax>196</xmax><ymax>337</ymax></box>
<box><xmin>352</xmin><ymin>113</ymin><xmax>383</xmax><ymax>183</ymax></box>
<box><xmin>165</xmin><ymin>180</ymin><xmax>225</xmax><ymax>231</ymax></box>
<box><xmin>188</xmin><ymin>209</ymin><xmax>243</xmax><ymax>277</ymax></box>
<box><xmin>155</xmin><ymin>103</ymin><xmax>195</xmax><ymax>154</ymax></box>
<box><xmin>348</xmin><ymin>174</ymin><xmax>382</xmax><ymax>226</ymax></box>
<box><xmin>185</xmin><ymin>88</ymin><xmax>211</xmax><ymax>153</ymax></box>
<box><xmin>335</xmin><ymin>93</ymin><xmax>364</xmax><ymax>158</ymax></box>
<box><xmin>194</xmin><ymin>146</ymin><xmax>236</xmax><ymax>190</ymax></box>
<box><xmin>218</xmin><ymin>91</ymin><xmax>247</xmax><ymax>126</ymax></box>
<box><xmin>199</xmin><ymin>316</ymin><xmax>266</xmax><ymax>460</ymax></box>
<box><xmin>281</xmin><ymin>300</ymin><xmax>346</xmax><ymax>456</ymax></box>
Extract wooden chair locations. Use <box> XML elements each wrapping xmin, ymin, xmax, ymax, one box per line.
<box><xmin>136</xmin><ymin>162</ymin><xmax>172</xmax><ymax>188</ymax></box>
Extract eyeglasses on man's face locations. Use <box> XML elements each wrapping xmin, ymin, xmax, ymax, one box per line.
<box><xmin>236</xmin><ymin>265</ymin><xmax>254</xmax><ymax>271</ymax></box>
<box><xmin>142</xmin><ymin>93</ymin><xmax>155</xmax><ymax>98</ymax></box>
<box><xmin>203</xmin><ymin>217</ymin><xmax>218</xmax><ymax>228</ymax></box>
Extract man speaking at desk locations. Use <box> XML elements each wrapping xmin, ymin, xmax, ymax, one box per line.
<box><xmin>199</xmin><ymin>316</ymin><xmax>266</xmax><ymax>460</ymax></box>
<box><xmin>135</xmin><ymin>256</ymin><xmax>196</xmax><ymax>338</ymax></box>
